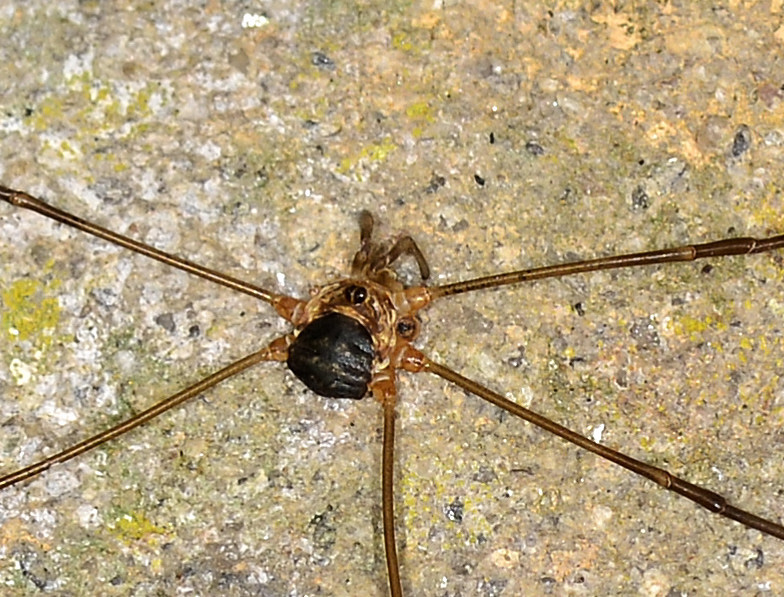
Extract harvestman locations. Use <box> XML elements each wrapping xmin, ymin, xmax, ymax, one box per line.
<box><xmin>1</xmin><ymin>184</ymin><xmax>784</xmax><ymax>595</ymax></box>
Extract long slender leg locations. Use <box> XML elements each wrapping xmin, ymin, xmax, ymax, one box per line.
<box><xmin>382</xmin><ymin>395</ymin><xmax>402</xmax><ymax>597</ymax></box>
<box><xmin>0</xmin><ymin>186</ymin><xmax>298</xmax><ymax>311</ymax></box>
<box><xmin>418</xmin><ymin>355</ymin><xmax>784</xmax><ymax>540</ymax></box>
<box><xmin>369</xmin><ymin>372</ymin><xmax>403</xmax><ymax>597</ymax></box>
<box><xmin>0</xmin><ymin>335</ymin><xmax>290</xmax><ymax>490</ymax></box>
<box><xmin>430</xmin><ymin>234</ymin><xmax>784</xmax><ymax>299</ymax></box>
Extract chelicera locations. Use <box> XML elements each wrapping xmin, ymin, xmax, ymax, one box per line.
<box><xmin>1</xmin><ymin>185</ymin><xmax>783</xmax><ymax>596</ymax></box>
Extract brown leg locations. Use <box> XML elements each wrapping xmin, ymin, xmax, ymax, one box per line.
<box><xmin>419</xmin><ymin>355</ymin><xmax>784</xmax><ymax>540</ymax></box>
<box><xmin>351</xmin><ymin>210</ymin><xmax>375</xmax><ymax>275</ymax></box>
<box><xmin>382</xmin><ymin>396</ymin><xmax>403</xmax><ymax>597</ymax></box>
<box><xmin>370</xmin><ymin>372</ymin><xmax>404</xmax><ymax>597</ymax></box>
<box><xmin>373</xmin><ymin>236</ymin><xmax>431</xmax><ymax>280</ymax></box>
<box><xmin>0</xmin><ymin>336</ymin><xmax>290</xmax><ymax>491</ymax></box>
<box><xmin>430</xmin><ymin>233</ymin><xmax>784</xmax><ymax>299</ymax></box>
<box><xmin>351</xmin><ymin>210</ymin><xmax>430</xmax><ymax>281</ymax></box>
<box><xmin>0</xmin><ymin>185</ymin><xmax>293</xmax><ymax>306</ymax></box>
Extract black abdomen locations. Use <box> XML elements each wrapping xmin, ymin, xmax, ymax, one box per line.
<box><xmin>286</xmin><ymin>312</ymin><xmax>374</xmax><ymax>399</ymax></box>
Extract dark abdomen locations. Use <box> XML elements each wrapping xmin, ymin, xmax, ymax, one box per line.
<box><xmin>286</xmin><ymin>312</ymin><xmax>374</xmax><ymax>399</ymax></box>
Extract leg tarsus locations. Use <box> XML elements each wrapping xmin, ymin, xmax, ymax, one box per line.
<box><xmin>358</xmin><ymin>210</ymin><xmax>374</xmax><ymax>243</ymax></box>
<box><xmin>351</xmin><ymin>210</ymin><xmax>375</xmax><ymax>275</ymax></box>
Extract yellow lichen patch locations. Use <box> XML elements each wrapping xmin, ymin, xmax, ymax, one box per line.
<box><xmin>58</xmin><ymin>139</ymin><xmax>81</xmax><ymax>160</ymax></box>
<box><xmin>1</xmin><ymin>277</ymin><xmax>61</xmax><ymax>347</ymax></box>
<box><xmin>666</xmin><ymin>313</ymin><xmax>727</xmax><ymax>342</ymax></box>
<box><xmin>749</xmin><ymin>185</ymin><xmax>784</xmax><ymax>231</ymax></box>
<box><xmin>400</xmin><ymin>457</ymin><xmax>495</xmax><ymax>553</ymax></box>
<box><xmin>108</xmin><ymin>510</ymin><xmax>167</xmax><ymax>543</ymax></box>
<box><xmin>391</xmin><ymin>31</ymin><xmax>413</xmax><ymax>52</ymax></box>
<box><xmin>406</xmin><ymin>101</ymin><xmax>436</xmax><ymax>138</ymax></box>
<box><xmin>27</xmin><ymin>71</ymin><xmax>170</xmax><ymax>162</ymax></box>
<box><xmin>405</xmin><ymin>101</ymin><xmax>434</xmax><ymax>122</ymax></box>
<box><xmin>336</xmin><ymin>137</ymin><xmax>397</xmax><ymax>177</ymax></box>
<box><xmin>361</xmin><ymin>137</ymin><xmax>397</xmax><ymax>162</ymax></box>
<box><xmin>150</xmin><ymin>558</ymin><xmax>164</xmax><ymax>575</ymax></box>
<box><xmin>26</xmin><ymin>94</ymin><xmax>68</xmax><ymax>131</ymax></box>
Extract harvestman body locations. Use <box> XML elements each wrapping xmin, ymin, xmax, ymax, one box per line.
<box><xmin>1</xmin><ymin>184</ymin><xmax>784</xmax><ymax>595</ymax></box>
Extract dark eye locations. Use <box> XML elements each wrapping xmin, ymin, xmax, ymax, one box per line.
<box><xmin>396</xmin><ymin>317</ymin><xmax>417</xmax><ymax>339</ymax></box>
<box><xmin>344</xmin><ymin>284</ymin><xmax>367</xmax><ymax>304</ymax></box>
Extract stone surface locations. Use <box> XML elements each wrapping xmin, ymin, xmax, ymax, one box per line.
<box><xmin>0</xmin><ymin>1</ymin><xmax>783</xmax><ymax>595</ymax></box>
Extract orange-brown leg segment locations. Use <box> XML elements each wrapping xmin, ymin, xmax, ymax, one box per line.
<box><xmin>429</xmin><ymin>233</ymin><xmax>784</xmax><ymax>299</ymax></box>
<box><xmin>370</xmin><ymin>372</ymin><xmax>403</xmax><ymax>597</ymax></box>
<box><xmin>416</xmin><ymin>354</ymin><xmax>784</xmax><ymax>540</ymax></box>
<box><xmin>0</xmin><ymin>185</ymin><xmax>298</xmax><ymax>308</ymax></box>
<box><xmin>0</xmin><ymin>336</ymin><xmax>291</xmax><ymax>491</ymax></box>
<box><xmin>382</xmin><ymin>396</ymin><xmax>402</xmax><ymax>597</ymax></box>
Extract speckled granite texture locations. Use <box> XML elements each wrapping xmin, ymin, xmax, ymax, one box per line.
<box><xmin>1</xmin><ymin>1</ymin><xmax>783</xmax><ymax>595</ymax></box>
